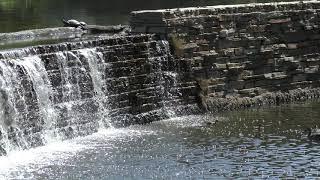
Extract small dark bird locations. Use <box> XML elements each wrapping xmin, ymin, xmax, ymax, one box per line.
<box><xmin>304</xmin><ymin>128</ymin><xmax>320</xmax><ymax>141</ymax></box>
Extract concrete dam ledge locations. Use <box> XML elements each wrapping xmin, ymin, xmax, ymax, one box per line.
<box><xmin>0</xmin><ymin>25</ymin><xmax>129</xmax><ymax>47</ymax></box>
<box><xmin>0</xmin><ymin>27</ymin><xmax>84</xmax><ymax>46</ymax></box>
<box><xmin>132</xmin><ymin>0</ymin><xmax>319</xmax><ymax>13</ymax></box>
<box><xmin>1</xmin><ymin>1</ymin><xmax>320</xmax><ymax>154</ymax></box>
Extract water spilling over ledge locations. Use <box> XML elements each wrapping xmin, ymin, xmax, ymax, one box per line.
<box><xmin>0</xmin><ymin>34</ymin><xmax>176</xmax><ymax>155</ymax></box>
<box><xmin>1</xmin><ymin>1</ymin><xmax>320</xmax><ymax>155</ymax></box>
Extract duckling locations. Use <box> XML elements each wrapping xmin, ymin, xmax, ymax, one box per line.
<box><xmin>304</xmin><ymin>128</ymin><xmax>320</xmax><ymax>141</ymax></box>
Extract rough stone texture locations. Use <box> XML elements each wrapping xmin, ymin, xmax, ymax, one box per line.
<box><xmin>130</xmin><ymin>1</ymin><xmax>320</xmax><ymax>112</ymax></box>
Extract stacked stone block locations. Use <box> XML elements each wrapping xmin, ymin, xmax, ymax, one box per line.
<box><xmin>130</xmin><ymin>1</ymin><xmax>320</xmax><ymax>111</ymax></box>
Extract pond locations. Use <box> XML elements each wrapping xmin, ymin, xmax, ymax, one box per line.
<box><xmin>0</xmin><ymin>101</ymin><xmax>319</xmax><ymax>179</ymax></box>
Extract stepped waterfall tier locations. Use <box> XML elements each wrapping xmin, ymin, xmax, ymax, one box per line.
<box><xmin>0</xmin><ymin>35</ymin><xmax>176</xmax><ymax>155</ymax></box>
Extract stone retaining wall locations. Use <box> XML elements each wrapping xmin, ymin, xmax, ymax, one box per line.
<box><xmin>130</xmin><ymin>1</ymin><xmax>320</xmax><ymax>112</ymax></box>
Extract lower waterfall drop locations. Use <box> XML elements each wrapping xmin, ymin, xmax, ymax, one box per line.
<box><xmin>154</xmin><ymin>40</ymin><xmax>179</xmax><ymax>119</ymax></box>
<box><xmin>0</xmin><ymin>60</ymin><xmax>19</xmax><ymax>155</ymax></box>
<box><xmin>0</xmin><ymin>46</ymin><xmax>114</xmax><ymax>155</ymax></box>
<box><xmin>78</xmin><ymin>48</ymin><xmax>111</xmax><ymax>129</ymax></box>
<box><xmin>51</xmin><ymin>50</ymin><xmax>104</xmax><ymax>139</ymax></box>
<box><xmin>0</xmin><ymin>55</ymin><xmax>55</xmax><ymax>155</ymax></box>
<box><xmin>13</xmin><ymin>56</ymin><xmax>57</xmax><ymax>144</ymax></box>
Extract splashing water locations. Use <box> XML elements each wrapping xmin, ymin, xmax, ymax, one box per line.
<box><xmin>0</xmin><ymin>47</ymin><xmax>113</xmax><ymax>155</ymax></box>
<box><xmin>79</xmin><ymin>49</ymin><xmax>111</xmax><ymax>129</ymax></box>
<box><xmin>0</xmin><ymin>38</ymin><xmax>177</xmax><ymax>155</ymax></box>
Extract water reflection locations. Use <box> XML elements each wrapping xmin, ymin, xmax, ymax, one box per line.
<box><xmin>149</xmin><ymin>101</ymin><xmax>320</xmax><ymax>178</ymax></box>
<box><xmin>1</xmin><ymin>0</ymin><xmax>296</xmax><ymax>33</ymax></box>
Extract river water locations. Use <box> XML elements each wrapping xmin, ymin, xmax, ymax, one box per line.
<box><xmin>0</xmin><ymin>101</ymin><xmax>319</xmax><ymax>179</ymax></box>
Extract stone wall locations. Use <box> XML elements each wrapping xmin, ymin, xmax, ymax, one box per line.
<box><xmin>130</xmin><ymin>1</ymin><xmax>320</xmax><ymax>113</ymax></box>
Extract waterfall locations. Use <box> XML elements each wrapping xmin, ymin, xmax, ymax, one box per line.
<box><xmin>44</xmin><ymin>48</ymin><xmax>110</xmax><ymax>139</ymax></box>
<box><xmin>13</xmin><ymin>56</ymin><xmax>56</xmax><ymax>143</ymax></box>
<box><xmin>0</xmin><ymin>47</ymin><xmax>112</xmax><ymax>155</ymax></box>
<box><xmin>0</xmin><ymin>55</ymin><xmax>49</xmax><ymax>154</ymax></box>
<box><xmin>0</xmin><ymin>35</ymin><xmax>175</xmax><ymax>155</ymax></box>
<box><xmin>0</xmin><ymin>60</ymin><xmax>19</xmax><ymax>154</ymax></box>
<box><xmin>155</xmin><ymin>40</ymin><xmax>180</xmax><ymax>118</ymax></box>
<box><xmin>78</xmin><ymin>49</ymin><xmax>110</xmax><ymax>129</ymax></box>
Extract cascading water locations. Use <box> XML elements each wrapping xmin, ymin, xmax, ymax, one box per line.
<box><xmin>50</xmin><ymin>49</ymin><xmax>108</xmax><ymax>139</ymax></box>
<box><xmin>0</xmin><ymin>46</ymin><xmax>112</xmax><ymax>155</ymax></box>
<box><xmin>79</xmin><ymin>49</ymin><xmax>110</xmax><ymax>129</ymax></box>
<box><xmin>162</xmin><ymin>71</ymin><xmax>180</xmax><ymax>117</ymax></box>
<box><xmin>14</xmin><ymin>56</ymin><xmax>56</xmax><ymax>143</ymax></box>
<box><xmin>0</xmin><ymin>35</ymin><xmax>176</xmax><ymax>156</ymax></box>
<box><xmin>154</xmin><ymin>40</ymin><xmax>180</xmax><ymax>118</ymax></box>
<box><xmin>0</xmin><ymin>55</ymin><xmax>49</xmax><ymax>154</ymax></box>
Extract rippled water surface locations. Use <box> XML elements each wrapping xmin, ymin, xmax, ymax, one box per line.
<box><xmin>1</xmin><ymin>101</ymin><xmax>320</xmax><ymax>179</ymax></box>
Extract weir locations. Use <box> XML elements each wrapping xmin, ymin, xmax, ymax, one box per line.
<box><xmin>0</xmin><ymin>35</ymin><xmax>176</xmax><ymax>155</ymax></box>
<box><xmin>1</xmin><ymin>1</ymin><xmax>320</xmax><ymax>155</ymax></box>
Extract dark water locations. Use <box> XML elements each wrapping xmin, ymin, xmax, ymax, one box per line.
<box><xmin>1</xmin><ymin>101</ymin><xmax>320</xmax><ymax>179</ymax></box>
<box><xmin>0</xmin><ymin>0</ymin><xmax>296</xmax><ymax>33</ymax></box>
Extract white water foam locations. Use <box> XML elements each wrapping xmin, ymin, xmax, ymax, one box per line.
<box><xmin>158</xmin><ymin>115</ymin><xmax>229</xmax><ymax>128</ymax></box>
<box><xmin>13</xmin><ymin>56</ymin><xmax>57</xmax><ymax>143</ymax></box>
<box><xmin>0</xmin><ymin>127</ymin><xmax>156</xmax><ymax>180</ymax></box>
<box><xmin>0</xmin><ymin>60</ymin><xmax>19</xmax><ymax>153</ymax></box>
<box><xmin>79</xmin><ymin>48</ymin><xmax>111</xmax><ymax>129</ymax></box>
